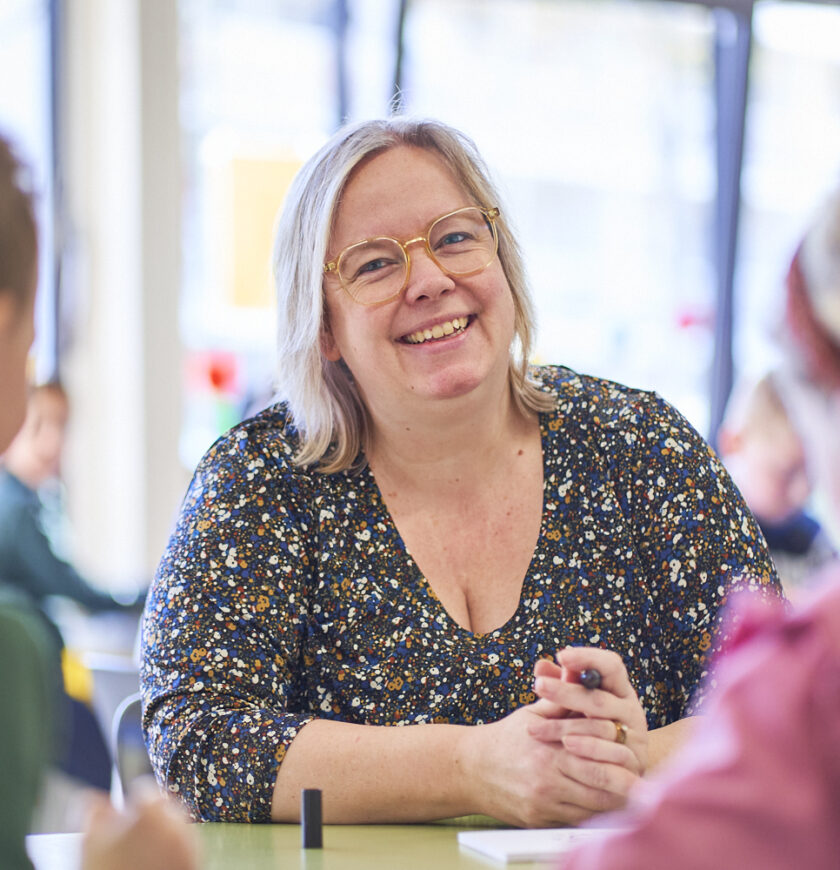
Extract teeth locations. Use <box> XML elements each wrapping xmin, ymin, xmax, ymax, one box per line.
<box><xmin>404</xmin><ymin>316</ymin><xmax>469</xmax><ymax>345</ymax></box>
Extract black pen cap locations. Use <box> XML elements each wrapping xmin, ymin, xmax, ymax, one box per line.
<box><xmin>301</xmin><ymin>788</ymin><xmax>323</xmax><ymax>849</ymax></box>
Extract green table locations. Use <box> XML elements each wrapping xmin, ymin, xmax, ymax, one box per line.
<box><xmin>203</xmin><ymin>823</ymin><xmax>558</xmax><ymax>869</ymax></box>
<box><xmin>28</xmin><ymin>823</ymin><xmax>560</xmax><ymax>869</ymax></box>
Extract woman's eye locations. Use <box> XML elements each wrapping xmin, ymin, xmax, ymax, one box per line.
<box><xmin>438</xmin><ymin>231</ymin><xmax>471</xmax><ymax>247</ymax></box>
<box><xmin>353</xmin><ymin>257</ymin><xmax>399</xmax><ymax>281</ymax></box>
<box><xmin>358</xmin><ymin>258</ymin><xmax>388</xmax><ymax>274</ymax></box>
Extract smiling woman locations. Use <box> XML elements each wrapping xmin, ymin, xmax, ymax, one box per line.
<box><xmin>140</xmin><ymin>117</ymin><xmax>782</xmax><ymax>828</ymax></box>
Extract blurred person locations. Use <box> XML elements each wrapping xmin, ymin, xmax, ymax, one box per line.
<box><xmin>0</xmin><ymin>380</ymin><xmax>145</xmax><ymax>794</ymax></box>
<box><xmin>718</xmin><ymin>371</ymin><xmax>836</xmax><ymax>594</ymax></box>
<box><xmin>0</xmin><ymin>126</ymin><xmax>56</xmax><ymax>870</ymax></box>
<box><xmin>0</xmin><ymin>380</ymin><xmax>143</xmax><ymax>627</ymax></box>
<box><xmin>562</xmin><ymin>183</ymin><xmax>840</xmax><ymax>870</ymax></box>
<box><xmin>81</xmin><ymin>782</ymin><xmax>197</xmax><ymax>870</ymax></box>
<box><xmin>0</xmin><ymin>133</ymin><xmax>194</xmax><ymax>870</ymax></box>
<box><xmin>142</xmin><ymin>117</ymin><xmax>780</xmax><ymax>827</ymax></box>
<box><xmin>782</xmin><ymin>180</ymin><xmax>840</xmax><ymax>538</ymax></box>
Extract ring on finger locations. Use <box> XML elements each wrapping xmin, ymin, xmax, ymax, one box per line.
<box><xmin>613</xmin><ymin>720</ymin><xmax>628</xmax><ymax>744</ymax></box>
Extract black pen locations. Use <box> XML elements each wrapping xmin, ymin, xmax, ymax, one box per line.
<box><xmin>579</xmin><ymin>668</ymin><xmax>602</xmax><ymax>690</ymax></box>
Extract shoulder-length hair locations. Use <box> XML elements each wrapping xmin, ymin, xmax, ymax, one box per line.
<box><xmin>272</xmin><ymin>117</ymin><xmax>554</xmax><ymax>473</ymax></box>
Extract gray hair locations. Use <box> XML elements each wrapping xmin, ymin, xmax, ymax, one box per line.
<box><xmin>800</xmin><ymin>184</ymin><xmax>840</xmax><ymax>346</ymax></box>
<box><xmin>272</xmin><ymin>117</ymin><xmax>554</xmax><ymax>473</ymax></box>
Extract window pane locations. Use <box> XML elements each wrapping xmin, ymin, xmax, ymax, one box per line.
<box><xmin>0</xmin><ymin>0</ymin><xmax>55</xmax><ymax>381</ymax></box>
<box><xmin>738</xmin><ymin>1</ymin><xmax>840</xmax><ymax>378</ymax></box>
<box><xmin>402</xmin><ymin>0</ymin><xmax>716</xmax><ymax>428</ymax></box>
<box><xmin>178</xmin><ymin>0</ymin><xmax>339</xmax><ymax>463</ymax></box>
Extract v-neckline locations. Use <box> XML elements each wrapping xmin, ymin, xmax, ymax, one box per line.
<box><xmin>360</xmin><ymin>414</ymin><xmax>551</xmax><ymax>638</ymax></box>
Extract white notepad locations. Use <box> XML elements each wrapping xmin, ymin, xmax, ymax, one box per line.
<box><xmin>457</xmin><ymin>826</ymin><xmax>622</xmax><ymax>863</ymax></box>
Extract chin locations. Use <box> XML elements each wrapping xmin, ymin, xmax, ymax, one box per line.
<box><xmin>417</xmin><ymin>369</ymin><xmax>491</xmax><ymax>402</ymax></box>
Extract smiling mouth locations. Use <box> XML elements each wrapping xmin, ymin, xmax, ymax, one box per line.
<box><xmin>401</xmin><ymin>316</ymin><xmax>471</xmax><ymax>345</ymax></box>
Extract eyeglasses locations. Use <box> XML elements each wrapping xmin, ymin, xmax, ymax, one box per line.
<box><xmin>323</xmin><ymin>205</ymin><xmax>500</xmax><ymax>306</ymax></box>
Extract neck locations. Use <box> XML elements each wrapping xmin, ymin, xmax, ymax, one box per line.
<box><xmin>366</xmin><ymin>373</ymin><xmax>536</xmax><ymax>492</ymax></box>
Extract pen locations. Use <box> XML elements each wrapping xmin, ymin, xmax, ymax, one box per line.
<box><xmin>579</xmin><ymin>668</ymin><xmax>602</xmax><ymax>689</ymax></box>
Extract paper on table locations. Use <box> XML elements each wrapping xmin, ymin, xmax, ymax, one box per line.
<box><xmin>457</xmin><ymin>827</ymin><xmax>622</xmax><ymax>863</ymax></box>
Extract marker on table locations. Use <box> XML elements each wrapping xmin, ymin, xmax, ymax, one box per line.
<box><xmin>579</xmin><ymin>668</ymin><xmax>602</xmax><ymax>690</ymax></box>
<box><xmin>301</xmin><ymin>789</ymin><xmax>323</xmax><ymax>849</ymax></box>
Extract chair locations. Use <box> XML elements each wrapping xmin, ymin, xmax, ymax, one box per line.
<box><xmin>110</xmin><ymin>691</ymin><xmax>154</xmax><ymax>804</ymax></box>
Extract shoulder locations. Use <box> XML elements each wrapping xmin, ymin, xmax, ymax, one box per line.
<box><xmin>185</xmin><ymin>404</ymin><xmax>355</xmax><ymax>508</ymax></box>
<box><xmin>530</xmin><ymin>364</ymin><xmax>694</xmax><ymax>440</ymax></box>
<box><xmin>193</xmin><ymin>403</ymin><xmax>312</xmax><ymax>484</ymax></box>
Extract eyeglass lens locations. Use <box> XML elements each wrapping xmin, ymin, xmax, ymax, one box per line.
<box><xmin>338</xmin><ymin>207</ymin><xmax>496</xmax><ymax>304</ymax></box>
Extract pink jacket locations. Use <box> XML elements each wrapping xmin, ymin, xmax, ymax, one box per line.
<box><xmin>564</xmin><ymin>568</ymin><xmax>840</xmax><ymax>870</ymax></box>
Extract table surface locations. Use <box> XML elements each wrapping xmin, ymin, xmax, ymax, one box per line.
<box><xmin>28</xmin><ymin>823</ymin><xmax>561</xmax><ymax>870</ymax></box>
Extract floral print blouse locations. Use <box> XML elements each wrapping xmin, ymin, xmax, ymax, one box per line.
<box><xmin>141</xmin><ymin>366</ymin><xmax>781</xmax><ymax>822</ymax></box>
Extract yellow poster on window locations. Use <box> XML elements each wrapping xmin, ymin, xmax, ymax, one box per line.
<box><xmin>230</xmin><ymin>156</ymin><xmax>301</xmax><ymax>309</ymax></box>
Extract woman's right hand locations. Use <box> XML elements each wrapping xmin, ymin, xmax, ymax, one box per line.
<box><xmin>81</xmin><ymin>783</ymin><xmax>198</xmax><ymax>870</ymax></box>
<box><xmin>462</xmin><ymin>700</ymin><xmax>635</xmax><ymax>828</ymax></box>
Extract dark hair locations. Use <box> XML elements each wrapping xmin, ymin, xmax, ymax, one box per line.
<box><xmin>0</xmin><ymin>134</ymin><xmax>38</xmax><ymax>306</ymax></box>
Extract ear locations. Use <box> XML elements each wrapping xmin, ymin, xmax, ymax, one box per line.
<box><xmin>319</xmin><ymin>322</ymin><xmax>342</xmax><ymax>362</ymax></box>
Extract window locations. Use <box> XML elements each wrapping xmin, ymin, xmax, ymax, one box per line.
<box><xmin>0</xmin><ymin>0</ymin><xmax>56</xmax><ymax>381</ymax></box>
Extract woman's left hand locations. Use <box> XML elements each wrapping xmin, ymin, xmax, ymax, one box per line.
<box><xmin>529</xmin><ymin>646</ymin><xmax>649</xmax><ymax>782</ymax></box>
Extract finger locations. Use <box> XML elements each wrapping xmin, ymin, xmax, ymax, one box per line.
<box><xmin>556</xmin><ymin>647</ymin><xmax>637</xmax><ymax>700</ymax></box>
<box><xmin>533</xmin><ymin>801</ymin><xmax>602</xmax><ymax>828</ymax></box>
<box><xmin>533</xmin><ymin>657</ymin><xmax>564</xmax><ymax>680</ymax></box>
<box><xmin>558</xmin><ymin>751</ymin><xmax>638</xmax><ymax>802</ymax></box>
<box><xmin>534</xmin><ymin>675</ymin><xmax>627</xmax><ymax>721</ymax></box>
<box><xmin>527</xmin><ymin>713</ymin><xmax>631</xmax><ymax>747</ymax></box>
<box><xmin>528</xmin><ymin>694</ymin><xmax>572</xmax><ymax>720</ymax></box>
<box><xmin>514</xmin><ymin>800</ymin><xmax>599</xmax><ymax>829</ymax></box>
<box><xmin>527</xmin><ymin>719</ymin><xmax>642</xmax><ymax>773</ymax></box>
<box><xmin>126</xmin><ymin>774</ymin><xmax>164</xmax><ymax>806</ymax></box>
<box><xmin>562</xmin><ymin>734</ymin><xmax>643</xmax><ymax>774</ymax></box>
<box><xmin>83</xmin><ymin>794</ymin><xmax>117</xmax><ymax>836</ymax></box>
<box><xmin>548</xmin><ymin>762</ymin><xmax>631</xmax><ymax>814</ymax></box>
<box><xmin>557</xmin><ymin>716</ymin><xmax>635</xmax><ymax>745</ymax></box>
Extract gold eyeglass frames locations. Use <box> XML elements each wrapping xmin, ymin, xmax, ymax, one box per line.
<box><xmin>323</xmin><ymin>205</ymin><xmax>501</xmax><ymax>306</ymax></box>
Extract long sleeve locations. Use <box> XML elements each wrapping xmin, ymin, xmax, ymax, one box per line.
<box><xmin>547</xmin><ymin>370</ymin><xmax>782</xmax><ymax>726</ymax></box>
<box><xmin>140</xmin><ymin>370</ymin><xmax>785</xmax><ymax>822</ymax></box>
<box><xmin>603</xmin><ymin>388</ymin><xmax>781</xmax><ymax>719</ymax></box>
<box><xmin>0</xmin><ymin>473</ymin><xmax>122</xmax><ymax>612</ymax></box>
<box><xmin>141</xmin><ymin>422</ymin><xmax>317</xmax><ymax>822</ymax></box>
<box><xmin>563</xmin><ymin>574</ymin><xmax>840</xmax><ymax>870</ymax></box>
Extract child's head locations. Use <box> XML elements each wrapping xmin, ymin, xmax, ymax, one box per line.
<box><xmin>719</xmin><ymin>372</ymin><xmax>811</xmax><ymax>525</ymax></box>
<box><xmin>3</xmin><ymin>382</ymin><xmax>69</xmax><ymax>487</ymax></box>
<box><xmin>0</xmin><ymin>134</ymin><xmax>38</xmax><ymax>453</ymax></box>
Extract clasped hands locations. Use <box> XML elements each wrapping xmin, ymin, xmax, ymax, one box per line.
<box><xmin>474</xmin><ymin>647</ymin><xmax>648</xmax><ymax>828</ymax></box>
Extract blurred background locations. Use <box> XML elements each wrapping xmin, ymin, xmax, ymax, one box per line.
<box><xmin>1</xmin><ymin>0</ymin><xmax>839</xmax><ymax>651</ymax></box>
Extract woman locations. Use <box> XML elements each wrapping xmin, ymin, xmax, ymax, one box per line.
<box><xmin>141</xmin><ymin>117</ymin><xmax>780</xmax><ymax>826</ymax></box>
<box><xmin>563</xmin><ymin>184</ymin><xmax>840</xmax><ymax>870</ymax></box>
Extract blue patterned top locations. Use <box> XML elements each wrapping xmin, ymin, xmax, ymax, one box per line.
<box><xmin>141</xmin><ymin>366</ymin><xmax>781</xmax><ymax>822</ymax></box>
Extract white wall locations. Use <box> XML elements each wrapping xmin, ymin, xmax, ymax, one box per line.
<box><xmin>62</xmin><ymin>0</ymin><xmax>187</xmax><ymax>588</ymax></box>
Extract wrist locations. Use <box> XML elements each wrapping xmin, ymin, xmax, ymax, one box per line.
<box><xmin>450</xmin><ymin>722</ymin><xmax>485</xmax><ymax>815</ymax></box>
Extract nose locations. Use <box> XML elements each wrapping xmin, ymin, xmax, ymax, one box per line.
<box><xmin>402</xmin><ymin>239</ymin><xmax>455</xmax><ymax>304</ymax></box>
